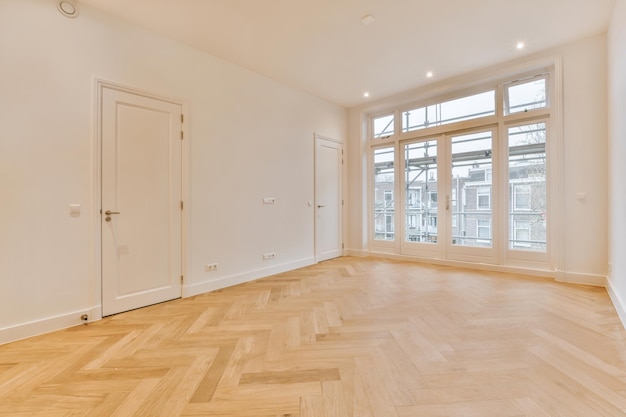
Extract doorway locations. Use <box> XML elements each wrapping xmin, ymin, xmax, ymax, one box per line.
<box><xmin>314</xmin><ymin>136</ymin><xmax>343</xmax><ymax>262</ymax></box>
<box><xmin>99</xmin><ymin>84</ymin><xmax>184</xmax><ymax>316</ymax></box>
<box><xmin>398</xmin><ymin>127</ymin><xmax>498</xmax><ymax>263</ymax></box>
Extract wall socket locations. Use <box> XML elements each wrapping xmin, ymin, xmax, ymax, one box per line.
<box><xmin>205</xmin><ymin>263</ymin><xmax>219</xmax><ymax>271</ymax></box>
<box><xmin>263</xmin><ymin>252</ymin><xmax>276</xmax><ymax>260</ymax></box>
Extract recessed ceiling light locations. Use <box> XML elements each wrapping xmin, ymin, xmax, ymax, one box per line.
<box><xmin>361</xmin><ymin>14</ymin><xmax>376</xmax><ymax>26</ymax></box>
<box><xmin>57</xmin><ymin>0</ymin><xmax>79</xmax><ymax>18</ymax></box>
<box><xmin>363</xmin><ymin>92</ymin><xmax>370</xmax><ymax>98</ymax></box>
<box><xmin>426</xmin><ymin>71</ymin><xmax>434</xmax><ymax>78</ymax></box>
<box><xmin>516</xmin><ymin>41</ymin><xmax>525</xmax><ymax>50</ymax></box>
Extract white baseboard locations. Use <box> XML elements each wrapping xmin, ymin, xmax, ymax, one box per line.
<box><xmin>349</xmin><ymin>251</ymin><xmax>609</xmax><ymax>287</ymax></box>
<box><xmin>1</xmin><ymin>257</ymin><xmax>317</xmax><ymax>345</ymax></box>
<box><xmin>607</xmin><ymin>279</ymin><xmax>626</xmax><ymax>330</ymax></box>
<box><xmin>1</xmin><ymin>258</ymin><xmax>614</xmax><ymax>345</ymax></box>
<box><xmin>361</xmin><ymin>251</ymin><xmax>557</xmax><ymax>279</ymax></box>
<box><xmin>343</xmin><ymin>249</ymin><xmax>369</xmax><ymax>257</ymax></box>
<box><xmin>556</xmin><ymin>271</ymin><xmax>607</xmax><ymax>287</ymax></box>
<box><xmin>183</xmin><ymin>257</ymin><xmax>316</xmax><ymax>297</ymax></box>
<box><xmin>0</xmin><ymin>306</ymin><xmax>102</xmax><ymax>346</ymax></box>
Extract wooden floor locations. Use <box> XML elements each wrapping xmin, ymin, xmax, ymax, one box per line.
<box><xmin>2</xmin><ymin>257</ymin><xmax>626</xmax><ymax>417</ymax></box>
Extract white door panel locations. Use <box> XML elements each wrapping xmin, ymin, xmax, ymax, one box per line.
<box><xmin>315</xmin><ymin>137</ymin><xmax>342</xmax><ymax>262</ymax></box>
<box><xmin>445</xmin><ymin>128</ymin><xmax>498</xmax><ymax>263</ymax></box>
<box><xmin>101</xmin><ymin>88</ymin><xmax>182</xmax><ymax>316</ymax></box>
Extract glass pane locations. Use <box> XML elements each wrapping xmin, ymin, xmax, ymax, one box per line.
<box><xmin>404</xmin><ymin>140</ymin><xmax>438</xmax><ymax>243</ymax></box>
<box><xmin>506</xmin><ymin>76</ymin><xmax>547</xmax><ymax>114</ymax></box>
<box><xmin>374</xmin><ymin>147</ymin><xmax>395</xmax><ymax>241</ymax></box>
<box><xmin>450</xmin><ymin>131</ymin><xmax>493</xmax><ymax>247</ymax></box>
<box><xmin>477</xmin><ymin>219</ymin><xmax>491</xmax><ymax>239</ymax></box>
<box><xmin>477</xmin><ymin>187</ymin><xmax>491</xmax><ymax>209</ymax></box>
<box><xmin>508</xmin><ymin>123</ymin><xmax>547</xmax><ymax>251</ymax></box>
<box><xmin>514</xmin><ymin>220</ymin><xmax>531</xmax><ymax>248</ymax></box>
<box><xmin>373</xmin><ymin>114</ymin><xmax>394</xmax><ymax>139</ymax></box>
<box><xmin>402</xmin><ymin>91</ymin><xmax>495</xmax><ymax>133</ymax></box>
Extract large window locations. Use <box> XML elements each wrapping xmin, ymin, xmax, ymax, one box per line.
<box><xmin>368</xmin><ymin>69</ymin><xmax>553</xmax><ymax>267</ymax></box>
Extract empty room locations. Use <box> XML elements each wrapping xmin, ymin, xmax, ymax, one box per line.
<box><xmin>1</xmin><ymin>0</ymin><xmax>626</xmax><ymax>415</ymax></box>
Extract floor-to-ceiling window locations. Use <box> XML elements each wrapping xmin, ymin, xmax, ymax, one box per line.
<box><xmin>368</xmin><ymin>70</ymin><xmax>554</xmax><ymax>269</ymax></box>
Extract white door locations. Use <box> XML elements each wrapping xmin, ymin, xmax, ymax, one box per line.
<box><xmin>315</xmin><ymin>136</ymin><xmax>343</xmax><ymax>262</ymax></box>
<box><xmin>445</xmin><ymin>127</ymin><xmax>498</xmax><ymax>264</ymax></box>
<box><xmin>400</xmin><ymin>128</ymin><xmax>498</xmax><ymax>264</ymax></box>
<box><xmin>101</xmin><ymin>87</ymin><xmax>183</xmax><ymax>316</ymax></box>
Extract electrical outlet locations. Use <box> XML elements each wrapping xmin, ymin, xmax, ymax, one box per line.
<box><xmin>205</xmin><ymin>263</ymin><xmax>218</xmax><ymax>271</ymax></box>
<box><xmin>263</xmin><ymin>252</ymin><xmax>275</xmax><ymax>260</ymax></box>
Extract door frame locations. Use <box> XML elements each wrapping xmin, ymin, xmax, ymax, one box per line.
<box><xmin>398</xmin><ymin>125</ymin><xmax>499</xmax><ymax>264</ymax></box>
<box><xmin>443</xmin><ymin>126</ymin><xmax>500</xmax><ymax>264</ymax></box>
<box><xmin>92</xmin><ymin>79</ymin><xmax>189</xmax><ymax>318</ymax></box>
<box><xmin>314</xmin><ymin>134</ymin><xmax>344</xmax><ymax>263</ymax></box>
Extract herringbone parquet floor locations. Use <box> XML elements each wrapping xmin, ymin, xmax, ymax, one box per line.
<box><xmin>2</xmin><ymin>256</ymin><xmax>626</xmax><ymax>416</ymax></box>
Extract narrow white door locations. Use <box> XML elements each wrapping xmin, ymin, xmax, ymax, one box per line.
<box><xmin>315</xmin><ymin>137</ymin><xmax>343</xmax><ymax>262</ymax></box>
<box><xmin>445</xmin><ymin>127</ymin><xmax>498</xmax><ymax>264</ymax></box>
<box><xmin>101</xmin><ymin>87</ymin><xmax>183</xmax><ymax>316</ymax></box>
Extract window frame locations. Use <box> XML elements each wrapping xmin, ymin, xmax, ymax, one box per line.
<box><xmin>366</xmin><ymin>63</ymin><xmax>558</xmax><ymax>271</ymax></box>
<box><xmin>371</xmin><ymin>112</ymin><xmax>395</xmax><ymax>139</ymax></box>
<box><xmin>401</xmin><ymin>89</ymin><xmax>496</xmax><ymax>134</ymax></box>
<box><xmin>503</xmin><ymin>73</ymin><xmax>550</xmax><ymax>116</ymax></box>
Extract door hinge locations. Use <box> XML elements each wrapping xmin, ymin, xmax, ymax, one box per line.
<box><xmin>181</xmin><ymin>114</ymin><xmax>184</xmax><ymax>123</ymax></box>
<box><xmin>180</xmin><ymin>275</ymin><xmax>184</xmax><ymax>284</ymax></box>
<box><xmin>342</xmin><ymin>243</ymin><xmax>344</xmax><ymax>249</ymax></box>
<box><xmin>180</xmin><ymin>131</ymin><xmax>184</xmax><ymax>140</ymax></box>
<box><xmin>180</xmin><ymin>201</ymin><xmax>184</xmax><ymax>210</ymax></box>
<box><xmin>342</xmin><ymin>199</ymin><xmax>344</xmax><ymax>206</ymax></box>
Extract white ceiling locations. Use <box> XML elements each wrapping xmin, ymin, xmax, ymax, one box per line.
<box><xmin>78</xmin><ymin>0</ymin><xmax>616</xmax><ymax>108</ymax></box>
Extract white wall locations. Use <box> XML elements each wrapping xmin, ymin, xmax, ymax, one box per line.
<box><xmin>346</xmin><ymin>34</ymin><xmax>609</xmax><ymax>285</ymax></box>
<box><xmin>560</xmin><ymin>35</ymin><xmax>608</xmax><ymax>282</ymax></box>
<box><xmin>608</xmin><ymin>0</ymin><xmax>626</xmax><ymax>323</ymax></box>
<box><xmin>0</xmin><ymin>0</ymin><xmax>346</xmax><ymax>343</ymax></box>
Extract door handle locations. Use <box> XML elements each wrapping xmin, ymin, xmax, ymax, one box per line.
<box><xmin>105</xmin><ymin>210</ymin><xmax>120</xmax><ymax>215</ymax></box>
<box><xmin>317</xmin><ymin>205</ymin><xmax>325</xmax><ymax>208</ymax></box>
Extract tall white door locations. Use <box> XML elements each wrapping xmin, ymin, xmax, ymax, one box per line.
<box><xmin>315</xmin><ymin>137</ymin><xmax>343</xmax><ymax>262</ymax></box>
<box><xmin>101</xmin><ymin>87</ymin><xmax>183</xmax><ymax>316</ymax></box>
<box><xmin>445</xmin><ymin>127</ymin><xmax>498</xmax><ymax>264</ymax></box>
